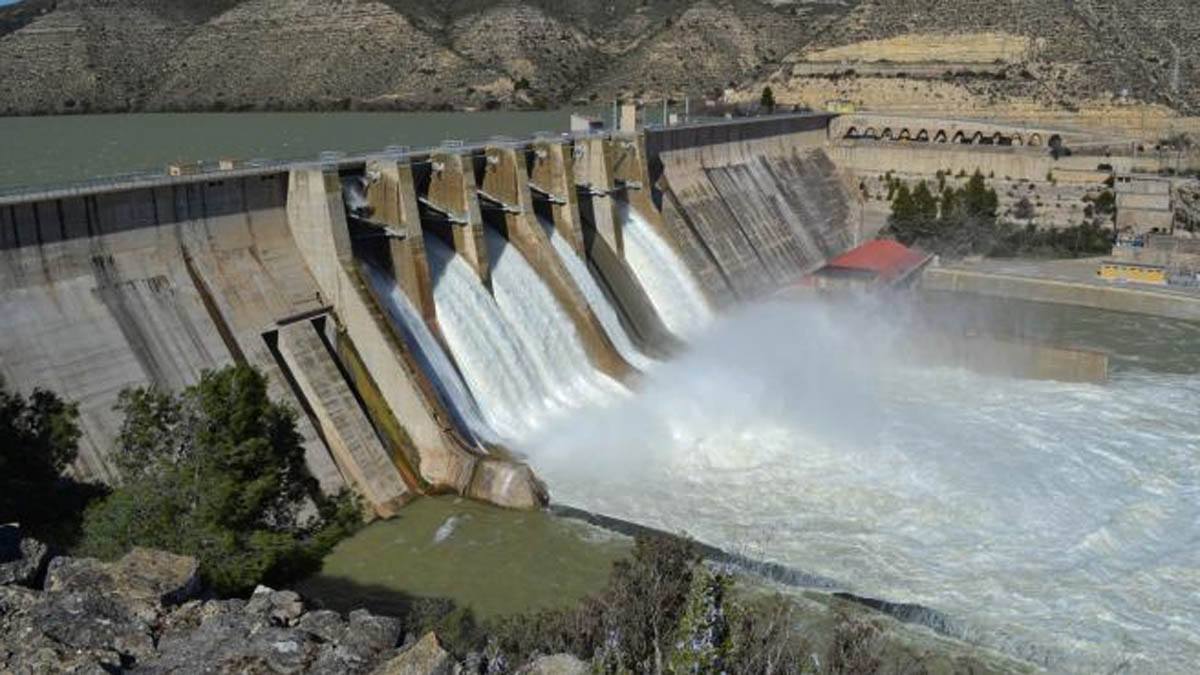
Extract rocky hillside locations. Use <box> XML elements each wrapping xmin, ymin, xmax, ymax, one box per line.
<box><xmin>0</xmin><ymin>0</ymin><xmax>1197</xmax><ymax>116</ymax></box>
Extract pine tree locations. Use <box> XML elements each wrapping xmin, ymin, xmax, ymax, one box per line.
<box><xmin>80</xmin><ymin>365</ymin><xmax>360</xmax><ymax>595</ymax></box>
<box><xmin>760</xmin><ymin>86</ymin><xmax>776</xmax><ymax>113</ymax></box>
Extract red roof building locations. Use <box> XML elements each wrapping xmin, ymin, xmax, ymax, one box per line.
<box><xmin>812</xmin><ymin>240</ymin><xmax>933</xmax><ymax>289</ymax></box>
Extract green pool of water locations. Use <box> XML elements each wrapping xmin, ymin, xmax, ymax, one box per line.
<box><xmin>298</xmin><ymin>496</ymin><xmax>630</xmax><ymax>618</ymax></box>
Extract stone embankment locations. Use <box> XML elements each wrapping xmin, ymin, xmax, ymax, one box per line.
<box><xmin>0</xmin><ymin>524</ymin><xmax>584</xmax><ymax>674</ymax></box>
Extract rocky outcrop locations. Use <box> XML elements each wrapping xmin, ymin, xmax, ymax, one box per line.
<box><xmin>0</xmin><ymin>523</ymin><xmax>48</xmax><ymax>588</ymax></box>
<box><xmin>0</xmin><ymin>530</ymin><xmax>583</xmax><ymax>674</ymax></box>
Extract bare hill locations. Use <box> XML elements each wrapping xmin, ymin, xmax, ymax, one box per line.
<box><xmin>0</xmin><ymin>0</ymin><xmax>1197</xmax><ymax>116</ymax></box>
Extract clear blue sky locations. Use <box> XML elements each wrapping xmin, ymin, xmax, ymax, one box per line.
<box><xmin>0</xmin><ymin>0</ymin><xmax>22</xmax><ymax>7</ymax></box>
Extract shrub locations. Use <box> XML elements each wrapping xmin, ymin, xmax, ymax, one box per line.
<box><xmin>79</xmin><ymin>365</ymin><xmax>360</xmax><ymax>596</ymax></box>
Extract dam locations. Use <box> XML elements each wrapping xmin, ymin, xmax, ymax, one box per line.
<box><xmin>3</xmin><ymin>111</ymin><xmax>1198</xmax><ymax>672</ymax></box>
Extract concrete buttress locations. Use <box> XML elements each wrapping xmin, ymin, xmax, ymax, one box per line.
<box><xmin>364</xmin><ymin>158</ymin><xmax>437</xmax><ymax>326</ymax></box>
<box><xmin>425</xmin><ymin>151</ymin><xmax>490</xmax><ymax>289</ymax></box>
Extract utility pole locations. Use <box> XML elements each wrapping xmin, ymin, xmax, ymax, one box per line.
<box><xmin>663</xmin><ymin>99</ymin><xmax>669</xmax><ymax>127</ymax></box>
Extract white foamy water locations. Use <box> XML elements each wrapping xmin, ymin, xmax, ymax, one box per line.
<box><xmin>362</xmin><ymin>261</ymin><xmax>500</xmax><ymax>446</ymax></box>
<box><xmin>539</xmin><ymin>217</ymin><xmax>656</xmax><ymax>371</ymax></box>
<box><xmin>528</xmin><ymin>299</ymin><xmax>1200</xmax><ymax>674</ymax></box>
<box><xmin>619</xmin><ymin>204</ymin><xmax>712</xmax><ymax>338</ymax></box>
<box><xmin>483</xmin><ymin>228</ymin><xmax>626</xmax><ymax>416</ymax></box>
<box><xmin>425</xmin><ymin>233</ymin><xmax>623</xmax><ymax>443</ymax></box>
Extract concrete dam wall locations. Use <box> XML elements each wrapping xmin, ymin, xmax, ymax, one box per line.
<box><xmin>0</xmin><ymin>113</ymin><xmax>864</xmax><ymax>512</ymax></box>
<box><xmin>647</xmin><ymin>116</ymin><xmax>860</xmax><ymax>305</ymax></box>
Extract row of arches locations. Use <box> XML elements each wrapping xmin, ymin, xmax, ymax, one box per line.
<box><xmin>843</xmin><ymin>126</ymin><xmax>1061</xmax><ymax>149</ymax></box>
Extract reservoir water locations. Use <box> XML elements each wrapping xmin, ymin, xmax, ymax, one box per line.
<box><xmin>0</xmin><ymin>110</ymin><xmax>583</xmax><ymax>192</ymax></box>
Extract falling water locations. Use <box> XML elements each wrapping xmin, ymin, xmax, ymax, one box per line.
<box><xmin>483</xmin><ymin>227</ymin><xmax>626</xmax><ymax>416</ymax></box>
<box><xmin>425</xmin><ymin>233</ymin><xmax>623</xmax><ymax>443</ymax></box>
<box><xmin>361</xmin><ymin>261</ymin><xmax>500</xmax><ymax>446</ymax></box>
<box><xmin>538</xmin><ymin>217</ymin><xmax>656</xmax><ymax>371</ymax></box>
<box><xmin>619</xmin><ymin>203</ymin><xmax>712</xmax><ymax>338</ymax></box>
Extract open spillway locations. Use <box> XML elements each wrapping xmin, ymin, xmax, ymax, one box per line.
<box><xmin>618</xmin><ymin>204</ymin><xmax>713</xmax><ymax>339</ymax></box>
<box><xmin>539</xmin><ymin>217</ymin><xmax>656</xmax><ymax>371</ymax></box>
<box><xmin>362</xmin><ymin>261</ymin><xmax>499</xmax><ymax>446</ymax></box>
<box><xmin>525</xmin><ymin>298</ymin><xmax>1200</xmax><ymax>674</ymax></box>
<box><xmin>425</xmin><ymin>233</ymin><xmax>624</xmax><ymax>444</ymax></box>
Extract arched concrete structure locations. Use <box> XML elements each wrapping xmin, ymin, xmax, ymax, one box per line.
<box><xmin>829</xmin><ymin>113</ymin><xmax>1095</xmax><ymax>151</ymax></box>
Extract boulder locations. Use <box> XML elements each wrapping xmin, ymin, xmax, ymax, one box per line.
<box><xmin>297</xmin><ymin>609</ymin><xmax>348</xmax><ymax>643</ymax></box>
<box><xmin>245</xmin><ymin>585</ymin><xmax>306</xmax><ymax>626</ymax></box>
<box><xmin>371</xmin><ymin>632</ymin><xmax>458</xmax><ymax>675</ymax></box>
<box><xmin>145</xmin><ymin>607</ymin><xmax>323</xmax><ymax>674</ymax></box>
<box><xmin>45</xmin><ymin>547</ymin><xmax>200</xmax><ymax>611</ymax></box>
<box><xmin>0</xmin><ymin>524</ymin><xmax>49</xmax><ymax>588</ymax></box>
<box><xmin>518</xmin><ymin>654</ymin><xmax>590</xmax><ymax>675</ymax></box>
<box><xmin>0</xmin><ymin>587</ymin><xmax>157</xmax><ymax>671</ymax></box>
<box><xmin>343</xmin><ymin>608</ymin><xmax>403</xmax><ymax>656</ymax></box>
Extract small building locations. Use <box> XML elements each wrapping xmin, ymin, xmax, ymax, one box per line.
<box><xmin>166</xmin><ymin>162</ymin><xmax>201</xmax><ymax>177</ymax></box>
<box><xmin>1097</xmin><ymin>260</ymin><xmax>1167</xmax><ymax>285</ymax></box>
<box><xmin>570</xmin><ymin>114</ymin><xmax>604</xmax><ymax>134</ymax></box>
<box><xmin>1114</xmin><ymin>174</ymin><xmax>1173</xmax><ymax>234</ymax></box>
<box><xmin>811</xmin><ymin>239</ymin><xmax>933</xmax><ymax>290</ymax></box>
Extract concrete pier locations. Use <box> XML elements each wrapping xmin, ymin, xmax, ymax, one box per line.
<box><xmin>425</xmin><ymin>151</ymin><xmax>490</xmax><ymax>289</ymax></box>
<box><xmin>529</xmin><ymin>139</ymin><xmax>585</xmax><ymax>256</ymax></box>
<box><xmin>364</xmin><ymin>158</ymin><xmax>437</xmax><ymax>326</ymax></box>
<box><xmin>574</xmin><ymin>136</ymin><xmax>623</xmax><ymax>257</ymax></box>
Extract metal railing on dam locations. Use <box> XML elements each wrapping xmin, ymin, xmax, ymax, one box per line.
<box><xmin>0</xmin><ymin>112</ymin><xmax>837</xmax><ymax>207</ymax></box>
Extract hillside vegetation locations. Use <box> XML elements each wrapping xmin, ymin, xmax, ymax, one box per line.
<box><xmin>0</xmin><ymin>0</ymin><xmax>1197</xmax><ymax>116</ymax></box>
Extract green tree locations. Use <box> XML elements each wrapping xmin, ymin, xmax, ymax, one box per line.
<box><xmin>760</xmin><ymin>86</ymin><xmax>776</xmax><ymax>112</ymax></box>
<box><xmin>669</xmin><ymin>567</ymin><xmax>733</xmax><ymax>674</ymax></box>
<box><xmin>79</xmin><ymin>365</ymin><xmax>359</xmax><ymax>595</ymax></box>
<box><xmin>0</xmin><ymin>380</ymin><xmax>102</xmax><ymax>546</ymax></box>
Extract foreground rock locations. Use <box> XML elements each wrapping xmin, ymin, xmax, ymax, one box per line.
<box><xmin>0</xmin><ymin>523</ymin><xmax>48</xmax><ymax>588</ymax></box>
<box><xmin>0</xmin><ymin>531</ymin><xmax>586</xmax><ymax>674</ymax></box>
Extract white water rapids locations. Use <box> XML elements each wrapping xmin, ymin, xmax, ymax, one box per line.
<box><xmin>525</xmin><ymin>298</ymin><xmax>1200</xmax><ymax>674</ymax></box>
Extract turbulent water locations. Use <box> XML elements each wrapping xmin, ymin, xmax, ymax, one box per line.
<box><xmin>526</xmin><ymin>298</ymin><xmax>1200</xmax><ymax>674</ymax></box>
<box><xmin>618</xmin><ymin>203</ymin><xmax>712</xmax><ymax>338</ymax></box>
<box><xmin>425</xmin><ymin>233</ymin><xmax>624</xmax><ymax>443</ymax></box>
<box><xmin>538</xmin><ymin>217</ymin><xmax>656</xmax><ymax>371</ymax></box>
<box><xmin>362</xmin><ymin>261</ymin><xmax>499</xmax><ymax>446</ymax></box>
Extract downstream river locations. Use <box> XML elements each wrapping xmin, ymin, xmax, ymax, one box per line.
<box><xmin>0</xmin><ymin>110</ymin><xmax>585</xmax><ymax>191</ymax></box>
